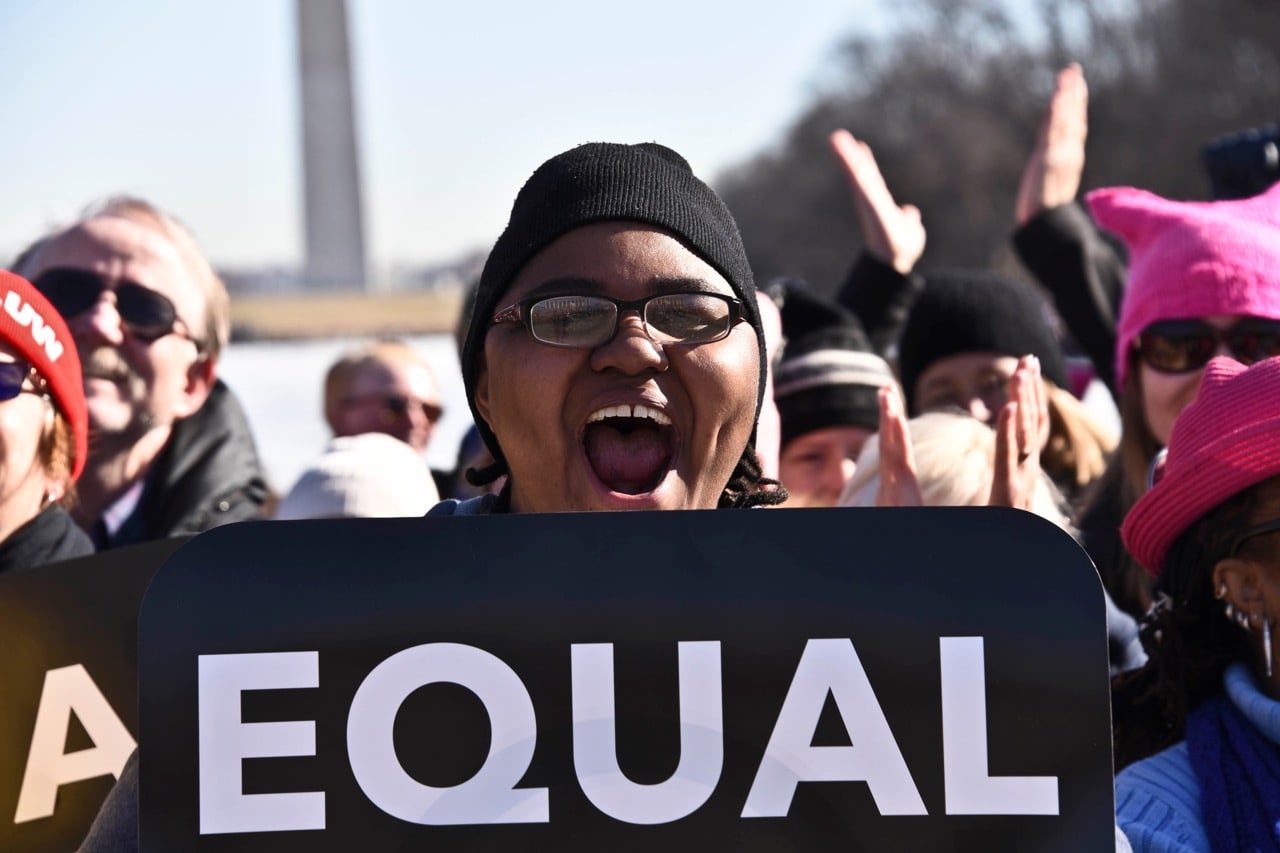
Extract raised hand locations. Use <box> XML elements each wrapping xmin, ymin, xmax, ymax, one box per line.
<box><xmin>989</xmin><ymin>355</ymin><xmax>1050</xmax><ymax>510</ymax></box>
<box><xmin>1015</xmin><ymin>63</ymin><xmax>1088</xmax><ymax>225</ymax></box>
<box><xmin>829</xmin><ymin>129</ymin><xmax>926</xmax><ymax>275</ymax></box>
<box><xmin>875</xmin><ymin>385</ymin><xmax>923</xmax><ymax>507</ymax></box>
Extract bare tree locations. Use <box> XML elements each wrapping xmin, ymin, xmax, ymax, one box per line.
<box><xmin>717</xmin><ymin>0</ymin><xmax>1279</xmax><ymax>296</ymax></box>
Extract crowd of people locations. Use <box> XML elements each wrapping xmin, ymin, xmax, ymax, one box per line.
<box><xmin>3</xmin><ymin>63</ymin><xmax>1279</xmax><ymax>851</ymax></box>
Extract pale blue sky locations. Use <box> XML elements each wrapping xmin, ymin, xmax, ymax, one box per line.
<box><xmin>0</xmin><ymin>0</ymin><xmax>892</xmax><ymax>271</ymax></box>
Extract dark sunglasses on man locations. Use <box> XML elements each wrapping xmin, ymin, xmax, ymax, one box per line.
<box><xmin>0</xmin><ymin>361</ymin><xmax>46</xmax><ymax>402</ymax></box>
<box><xmin>1134</xmin><ymin>317</ymin><xmax>1280</xmax><ymax>374</ymax></box>
<box><xmin>33</xmin><ymin>268</ymin><xmax>200</xmax><ymax>349</ymax></box>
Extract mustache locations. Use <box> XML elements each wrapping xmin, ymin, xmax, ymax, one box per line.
<box><xmin>80</xmin><ymin>346</ymin><xmax>142</xmax><ymax>384</ymax></box>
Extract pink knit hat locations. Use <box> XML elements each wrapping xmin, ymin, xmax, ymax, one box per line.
<box><xmin>1122</xmin><ymin>355</ymin><xmax>1280</xmax><ymax>575</ymax></box>
<box><xmin>0</xmin><ymin>271</ymin><xmax>87</xmax><ymax>480</ymax></box>
<box><xmin>1087</xmin><ymin>180</ymin><xmax>1280</xmax><ymax>390</ymax></box>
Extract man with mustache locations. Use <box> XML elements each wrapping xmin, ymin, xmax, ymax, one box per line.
<box><xmin>14</xmin><ymin>197</ymin><xmax>269</xmax><ymax>548</ymax></box>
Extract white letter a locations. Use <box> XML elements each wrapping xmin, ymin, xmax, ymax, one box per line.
<box><xmin>743</xmin><ymin>638</ymin><xmax>926</xmax><ymax>817</ymax></box>
<box><xmin>15</xmin><ymin>664</ymin><xmax>136</xmax><ymax>823</ymax></box>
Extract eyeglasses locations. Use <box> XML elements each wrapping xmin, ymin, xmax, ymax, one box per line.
<box><xmin>1146</xmin><ymin>447</ymin><xmax>1169</xmax><ymax>490</ymax></box>
<box><xmin>0</xmin><ymin>361</ymin><xmax>45</xmax><ymax>402</ymax></box>
<box><xmin>491</xmin><ymin>292</ymin><xmax>746</xmax><ymax>348</ymax></box>
<box><xmin>343</xmin><ymin>392</ymin><xmax>443</xmax><ymax>425</ymax></box>
<box><xmin>33</xmin><ymin>268</ymin><xmax>199</xmax><ymax>348</ymax></box>
<box><xmin>1134</xmin><ymin>318</ymin><xmax>1280</xmax><ymax>374</ymax></box>
<box><xmin>1230</xmin><ymin>519</ymin><xmax>1280</xmax><ymax>556</ymax></box>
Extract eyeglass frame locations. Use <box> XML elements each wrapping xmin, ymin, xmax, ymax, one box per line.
<box><xmin>1230</xmin><ymin>518</ymin><xmax>1280</xmax><ymax>557</ymax></box>
<box><xmin>32</xmin><ymin>267</ymin><xmax>204</xmax><ymax>352</ymax></box>
<box><xmin>490</xmin><ymin>291</ymin><xmax>746</xmax><ymax>348</ymax></box>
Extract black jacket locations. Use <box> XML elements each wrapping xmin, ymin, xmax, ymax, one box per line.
<box><xmin>1012</xmin><ymin>202</ymin><xmax>1127</xmax><ymax>399</ymax></box>
<box><xmin>105</xmin><ymin>380</ymin><xmax>270</xmax><ymax>549</ymax></box>
<box><xmin>0</xmin><ymin>505</ymin><xmax>93</xmax><ymax>572</ymax></box>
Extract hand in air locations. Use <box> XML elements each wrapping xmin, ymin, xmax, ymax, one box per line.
<box><xmin>1015</xmin><ymin>63</ymin><xmax>1088</xmax><ymax>225</ymax></box>
<box><xmin>829</xmin><ymin>129</ymin><xmax>926</xmax><ymax>275</ymax></box>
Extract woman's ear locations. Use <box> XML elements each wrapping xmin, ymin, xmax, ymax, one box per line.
<box><xmin>1213</xmin><ymin>557</ymin><xmax>1265</xmax><ymax>617</ymax></box>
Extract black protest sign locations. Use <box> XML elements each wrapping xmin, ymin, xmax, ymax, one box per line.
<box><xmin>0</xmin><ymin>537</ymin><xmax>186</xmax><ymax>852</ymax></box>
<box><xmin>139</xmin><ymin>508</ymin><xmax>1115</xmax><ymax>851</ymax></box>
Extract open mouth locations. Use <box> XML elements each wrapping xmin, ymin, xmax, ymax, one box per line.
<box><xmin>583</xmin><ymin>404</ymin><xmax>675</xmax><ymax>495</ymax></box>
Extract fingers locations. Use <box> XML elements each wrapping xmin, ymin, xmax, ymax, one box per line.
<box><xmin>990</xmin><ymin>401</ymin><xmax>1016</xmax><ymax>507</ymax></box>
<box><xmin>875</xmin><ymin>385</ymin><xmax>922</xmax><ymax>507</ymax></box>
<box><xmin>829</xmin><ymin>129</ymin><xmax>926</xmax><ymax>274</ymax></box>
<box><xmin>1011</xmin><ymin>355</ymin><xmax>1044</xmax><ymax>462</ymax></box>
<box><xmin>1015</xmin><ymin>62</ymin><xmax>1088</xmax><ymax>225</ymax></box>
<box><xmin>1047</xmin><ymin>63</ymin><xmax>1088</xmax><ymax>148</ymax></box>
<box><xmin>990</xmin><ymin>356</ymin><xmax>1046</xmax><ymax>510</ymax></box>
<box><xmin>829</xmin><ymin>129</ymin><xmax>892</xmax><ymax>206</ymax></box>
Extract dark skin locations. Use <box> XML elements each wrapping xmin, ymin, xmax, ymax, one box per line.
<box><xmin>1211</xmin><ymin>475</ymin><xmax>1280</xmax><ymax>699</ymax></box>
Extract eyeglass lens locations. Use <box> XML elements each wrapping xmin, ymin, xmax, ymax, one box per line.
<box><xmin>1138</xmin><ymin>319</ymin><xmax>1280</xmax><ymax>373</ymax></box>
<box><xmin>0</xmin><ymin>361</ymin><xmax>32</xmax><ymax>402</ymax></box>
<box><xmin>34</xmin><ymin>268</ymin><xmax>180</xmax><ymax>342</ymax></box>
<box><xmin>526</xmin><ymin>293</ymin><xmax>734</xmax><ymax>347</ymax></box>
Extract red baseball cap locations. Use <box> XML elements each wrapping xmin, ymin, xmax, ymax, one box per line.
<box><xmin>0</xmin><ymin>271</ymin><xmax>88</xmax><ymax>480</ymax></box>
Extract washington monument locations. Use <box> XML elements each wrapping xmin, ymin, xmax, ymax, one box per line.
<box><xmin>297</xmin><ymin>0</ymin><xmax>368</xmax><ymax>290</ymax></box>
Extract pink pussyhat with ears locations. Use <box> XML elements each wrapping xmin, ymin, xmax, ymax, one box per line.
<box><xmin>1087</xmin><ymin>180</ymin><xmax>1280</xmax><ymax>390</ymax></box>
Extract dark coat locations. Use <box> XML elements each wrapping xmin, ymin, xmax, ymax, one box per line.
<box><xmin>0</xmin><ymin>505</ymin><xmax>93</xmax><ymax>572</ymax></box>
<box><xmin>1012</xmin><ymin>201</ymin><xmax>1127</xmax><ymax>399</ymax></box>
<box><xmin>104</xmin><ymin>380</ymin><xmax>270</xmax><ymax>549</ymax></box>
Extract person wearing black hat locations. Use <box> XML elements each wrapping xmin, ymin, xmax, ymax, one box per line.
<box><xmin>432</xmin><ymin>141</ymin><xmax>783</xmax><ymax>514</ymax></box>
<box><xmin>893</xmin><ymin>270</ymin><xmax>1115</xmax><ymax>507</ymax></box>
<box><xmin>771</xmin><ymin>284</ymin><xmax>895</xmax><ymax>508</ymax></box>
<box><xmin>826</xmin><ymin>131</ymin><xmax>1114</xmax><ymax>510</ymax></box>
<box><xmin>79</xmin><ymin>143</ymin><xmax>788</xmax><ymax>852</ymax></box>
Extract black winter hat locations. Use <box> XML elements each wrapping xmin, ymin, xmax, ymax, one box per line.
<box><xmin>773</xmin><ymin>286</ymin><xmax>894</xmax><ymax>446</ymax></box>
<box><xmin>897</xmin><ymin>270</ymin><xmax>1068</xmax><ymax>414</ymax></box>
<box><xmin>462</xmin><ymin>141</ymin><xmax>765</xmax><ymax>470</ymax></box>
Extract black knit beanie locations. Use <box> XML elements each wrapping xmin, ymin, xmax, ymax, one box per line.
<box><xmin>773</xmin><ymin>286</ymin><xmax>895</xmax><ymax>447</ymax></box>
<box><xmin>896</xmin><ymin>270</ymin><xmax>1068</xmax><ymax>414</ymax></box>
<box><xmin>462</xmin><ymin>141</ymin><xmax>765</xmax><ymax>470</ymax></box>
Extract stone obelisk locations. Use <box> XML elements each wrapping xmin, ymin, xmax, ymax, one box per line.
<box><xmin>297</xmin><ymin>0</ymin><xmax>368</xmax><ymax>291</ymax></box>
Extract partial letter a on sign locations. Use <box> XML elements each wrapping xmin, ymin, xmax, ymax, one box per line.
<box><xmin>14</xmin><ymin>664</ymin><xmax>136</xmax><ymax>823</ymax></box>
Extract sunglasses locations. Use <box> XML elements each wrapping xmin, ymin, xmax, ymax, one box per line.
<box><xmin>1134</xmin><ymin>318</ymin><xmax>1280</xmax><ymax>374</ymax></box>
<box><xmin>0</xmin><ymin>361</ymin><xmax>44</xmax><ymax>402</ymax></box>
<box><xmin>491</xmin><ymin>292</ymin><xmax>745</xmax><ymax>349</ymax></box>
<box><xmin>344</xmin><ymin>392</ymin><xmax>444</xmax><ymax>424</ymax></box>
<box><xmin>33</xmin><ymin>268</ymin><xmax>198</xmax><ymax>347</ymax></box>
